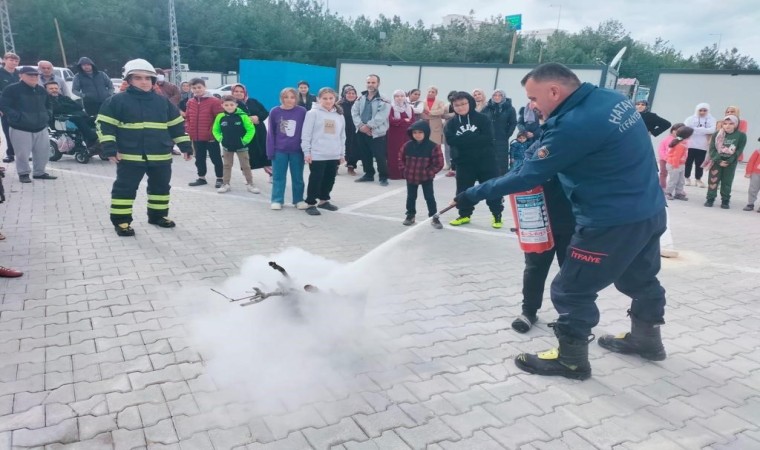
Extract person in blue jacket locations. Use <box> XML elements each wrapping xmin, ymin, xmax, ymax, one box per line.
<box><xmin>454</xmin><ymin>63</ymin><xmax>667</xmax><ymax>380</ymax></box>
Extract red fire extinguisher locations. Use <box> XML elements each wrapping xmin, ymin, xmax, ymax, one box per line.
<box><xmin>509</xmin><ymin>186</ymin><xmax>555</xmax><ymax>253</ymax></box>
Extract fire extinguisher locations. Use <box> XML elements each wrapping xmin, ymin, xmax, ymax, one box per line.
<box><xmin>509</xmin><ymin>186</ymin><xmax>555</xmax><ymax>253</ymax></box>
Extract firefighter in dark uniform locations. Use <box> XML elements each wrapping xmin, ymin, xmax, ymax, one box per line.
<box><xmin>97</xmin><ymin>59</ymin><xmax>192</xmax><ymax>236</ymax></box>
<box><xmin>455</xmin><ymin>63</ymin><xmax>667</xmax><ymax>380</ymax></box>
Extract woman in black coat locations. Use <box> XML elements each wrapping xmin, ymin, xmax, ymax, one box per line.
<box><xmin>338</xmin><ymin>84</ymin><xmax>359</xmax><ymax>175</ymax></box>
<box><xmin>232</xmin><ymin>83</ymin><xmax>271</xmax><ymax>176</ymax></box>
<box><xmin>636</xmin><ymin>100</ymin><xmax>671</xmax><ymax>137</ymax></box>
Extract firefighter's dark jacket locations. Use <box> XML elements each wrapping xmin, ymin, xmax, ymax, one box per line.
<box><xmin>97</xmin><ymin>85</ymin><xmax>191</xmax><ymax>162</ymax></box>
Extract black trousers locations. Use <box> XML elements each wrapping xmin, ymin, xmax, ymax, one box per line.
<box><xmin>406</xmin><ymin>180</ymin><xmax>437</xmax><ymax>217</ymax></box>
<box><xmin>83</xmin><ymin>99</ymin><xmax>103</xmax><ymax>117</ymax></box>
<box><xmin>685</xmin><ymin>148</ymin><xmax>706</xmax><ymax>180</ymax></box>
<box><xmin>193</xmin><ymin>141</ymin><xmax>223</xmax><ymax>179</ymax></box>
<box><xmin>522</xmin><ymin>231</ymin><xmax>573</xmax><ymax>316</ymax></box>
<box><xmin>306</xmin><ymin>159</ymin><xmax>338</xmax><ymax>205</ymax></box>
<box><xmin>357</xmin><ymin>133</ymin><xmax>388</xmax><ymax>180</ymax></box>
<box><xmin>550</xmin><ymin>209</ymin><xmax>667</xmax><ymax>339</ymax></box>
<box><xmin>110</xmin><ymin>162</ymin><xmax>172</xmax><ymax>226</ymax></box>
<box><xmin>455</xmin><ymin>159</ymin><xmax>504</xmax><ymax>218</ymax></box>
<box><xmin>2</xmin><ymin>115</ymin><xmax>14</xmax><ymax>157</ymax></box>
<box><xmin>495</xmin><ymin>142</ymin><xmax>509</xmax><ymax>176</ymax></box>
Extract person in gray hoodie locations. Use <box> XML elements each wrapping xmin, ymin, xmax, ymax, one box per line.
<box><xmin>72</xmin><ymin>56</ymin><xmax>114</xmax><ymax>116</ymax></box>
<box><xmin>301</xmin><ymin>87</ymin><xmax>346</xmax><ymax>216</ymax></box>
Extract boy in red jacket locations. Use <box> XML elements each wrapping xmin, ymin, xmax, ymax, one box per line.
<box><xmin>399</xmin><ymin>120</ymin><xmax>444</xmax><ymax>228</ymax></box>
<box><xmin>185</xmin><ymin>78</ymin><xmax>224</xmax><ymax>188</ymax></box>
<box><xmin>743</xmin><ymin>147</ymin><xmax>760</xmax><ymax>212</ymax></box>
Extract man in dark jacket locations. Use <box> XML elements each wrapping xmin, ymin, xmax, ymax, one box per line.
<box><xmin>0</xmin><ymin>52</ymin><xmax>20</xmax><ymax>162</ymax></box>
<box><xmin>444</xmin><ymin>91</ymin><xmax>505</xmax><ymax>229</ymax></box>
<box><xmin>483</xmin><ymin>89</ymin><xmax>517</xmax><ymax>175</ymax></box>
<box><xmin>46</xmin><ymin>81</ymin><xmax>98</xmax><ymax>147</ymax></box>
<box><xmin>97</xmin><ymin>58</ymin><xmax>192</xmax><ymax>237</ymax></box>
<box><xmin>72</xmin><ymin>56</ymin><xmax>114</xmax><ymax>116</ymax></box>
<box><xmin>0</xmin><ymin>67</ymin><xmax>56</xmax><ymax>182</ymax></box>
<box><xmin>456</xmin><ymin>63</ymin><xmax>667</xmax><ymax>381</ymax></box>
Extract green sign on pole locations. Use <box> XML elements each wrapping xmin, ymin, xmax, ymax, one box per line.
<box><xmin>506</xmin><ymin>14</ymin><xmax>522</xmax><ymax>31</ymax></box>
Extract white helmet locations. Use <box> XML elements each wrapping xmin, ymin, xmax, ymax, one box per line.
<box><xmin>123</xmin><ymin>58</ymin><xmax>157</xmax><ymax>79</ymax></box>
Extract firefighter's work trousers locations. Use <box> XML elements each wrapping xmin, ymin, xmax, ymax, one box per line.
<box><xmin>110</xmin><ymin>162</ymin><xmax>172</xmax><ymax>226</ymax></box>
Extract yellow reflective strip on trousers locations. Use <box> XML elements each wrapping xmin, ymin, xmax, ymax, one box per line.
<box><xmin>97</xmin><ymin>114</ymin><xmax>121</xmax><ymax>126</ymax></box>
<box><xmin>110</xmin><ymin>208</ymin><xmax>133</xmax><ymax>214</ymax></box>
<box><xmin>173</xmin><ymin>135</ymin><xmax>191</xmax><ymax>143</ymax></box>
<box><xmin>166</xmin><ymin>116</ymin><xmax>184</xmax><ymax>127</ymax></box>
<box><xmin>147</xmin><ymin>194</ymin><xmax>170</xmax><ymax>201</ymax></box>
<box><xmin>111</xmin><ymin>199</ymin><xmax>135</xmax><ymax>206</ymax></box>
<box><xmin>119</xmin><ymin>154</ymin><xmax>144</xmax><ymax>162</ymax></box>
<box><xmin>146</xmin><ymin>154</ymin><xmax>172</xmax><ymax>161</ymax></box>
<box><xmin>118</xmin><ymin>122</ymin><xmax>168</xmax><ymax>130</ymax></box>
<box><xmin>147</xmin><ymin>203</ymin><xmax>169</xmax><ymax>210</ymax></box>
<box><xmin>98</xmin><ymin>134</ymin><xmax>116</xmax><ymax>142</ymax></box>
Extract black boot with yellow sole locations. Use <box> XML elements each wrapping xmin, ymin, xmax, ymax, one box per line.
<box><xmin>514</xmin><ymin>324</ymin><xmax>593</xmax><ymax>380</ymax></box>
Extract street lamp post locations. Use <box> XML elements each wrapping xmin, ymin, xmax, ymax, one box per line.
<box><xmin>550</xmin><ymin>4</ymin><xmax>562</xmax><ymax>31</ymax></box>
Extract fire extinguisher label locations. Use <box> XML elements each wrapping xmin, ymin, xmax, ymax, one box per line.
<box><xmin>515</xmin><ymin>193</ymin><xmax>551</xmax><ymax>244</ymax></box>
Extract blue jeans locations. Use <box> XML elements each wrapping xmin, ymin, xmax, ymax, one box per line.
<box><xmin>271</xmin><ymin>152</ymin><xmax>305</xmax><ymax>204</ymax></box>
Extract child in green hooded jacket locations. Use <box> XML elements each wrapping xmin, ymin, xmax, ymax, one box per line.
<box><xmin>213</xmin><ymin>95</ymin><xmax>258</xmax><ymax>194</ymax></box>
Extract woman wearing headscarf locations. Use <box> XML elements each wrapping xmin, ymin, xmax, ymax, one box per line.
<box><xmin>517</xmin><ymin>101</ymin><xmax>542</xmax><ymax>144</ymax></box>
<box><xmin>635</xmin><ymin>100</ymin><xmax>671</xmax><ymax>137</ymax></box>
<box><xmin>231</xmin><ymin>83</ymin><xmax>271</xmax><ymax>178</ymax></box>
<box><xmin>483</xmin><ymin>89</ymin><xmax>517</xmax><ymax>176</ymax></box>
<box><xmin>386</xmin><ymin>89</ymin><xmax>414</xmax><ymax>180</ymax></box>
<box><xmin>339</xmin><ymin>84</ymin><xmax>359</xmax><ymax>175</ymax></box>
<box><xmin>472</xmin><ymin>89</ymin><xmax>488</xmax><ymax>112</ymax></box>
<box><xmin>683</xmin><ymin>103</ymin><xmax>716</xmax><ymax>187</ymax></box>
<box><xmin>704</xmin><ymin>114</ymin><xmax>747</xmax><ymax>208</ymax></box>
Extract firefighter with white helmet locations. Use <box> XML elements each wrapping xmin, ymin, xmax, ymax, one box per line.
<box><xmin>97</xmin><ymin>58</ymin><xmax>193</xmax><ymax>236</ymax></box>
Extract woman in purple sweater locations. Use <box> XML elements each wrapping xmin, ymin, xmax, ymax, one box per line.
<box><xmin>266</xmin><ymin>88</ymin><xmax>308</xmax><ymax>210</ymax></box>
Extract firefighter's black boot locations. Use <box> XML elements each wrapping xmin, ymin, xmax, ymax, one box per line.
<box><xmin>598</xmin><ymin>310</ymin><xmax>666</xmax><ymax>361</ymax></box>
<box><xmin>514</xmin><ymin>324</ymin><xmax>592</xmax><ymax>380</ymax></box>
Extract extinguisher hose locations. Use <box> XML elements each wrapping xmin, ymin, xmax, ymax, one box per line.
<box><xmin>432</xmin><ymin>204</ymin><xmax>456</xmax><ymax>220</ymax></box>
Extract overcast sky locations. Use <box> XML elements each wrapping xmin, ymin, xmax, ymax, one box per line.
<box><xmin>325</xmin><ymin>0</ymin><xmax>759</xmax><ymax>62</ymax></box>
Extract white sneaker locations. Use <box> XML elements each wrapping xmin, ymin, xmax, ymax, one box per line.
<box><xmin>695</xmin><ymin>180</ymin><xmax>705</xmax><ymax>188</ymax></box>
<box><xmin>295</xmin><ymin>202</ymin><xmax>308</xmax><ymax>210</ymax></box>
<box><xmin>217</xmin><ymin>184</ymin><xmax>231</xmax><ymax>193</ymax></box>
<box><xmin>270</xmin><ymin>203</ymin><xmax>282</xmax><ymax>210</ymax></box>
<box><xmin>685</xmin><ymin>178</ymin><xmax>692</xmax><ymax>186</ymax></box>
<box><xmin>247</xmin><ymin>184</ymin><xmax>260</xmax><ymax>194</ymax></box>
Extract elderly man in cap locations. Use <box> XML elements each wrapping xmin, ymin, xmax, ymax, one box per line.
<box><xmin>0</xmin><ymin>66</ymin><xmax>56</xmax><ymax>182</ymax></box>
<box><xmin>37</xmin><ymin>60</ymin><xmax>71</xmax><ymax>98</ymax></box>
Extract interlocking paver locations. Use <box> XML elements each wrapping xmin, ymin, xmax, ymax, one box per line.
<box><xmin>12</xmin><ymin>417</ymin><xmax>79</xmax><ymax>447</ymax></box>
<box><xmin>302</xmin><ymin>418</ymin><xmax>368</xmax><ymax>449</ymax></box>
<box><xmin>395</xmin><ymin>417</ymin><xmax>459</xmax><ymax>449</ymax></box>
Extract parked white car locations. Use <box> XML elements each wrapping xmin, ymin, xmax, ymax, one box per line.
<box><xmin>111</xmin><ymin>78</ymin><xmax>123</xmax><ymax>92</ymax></box>
<box><xmin>206</xmin><ymin>84</ymin><xmax>233</xmax><ymax>98</ymax></box>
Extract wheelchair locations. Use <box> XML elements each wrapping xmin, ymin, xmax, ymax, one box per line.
<box><xmin>48</xmin><ymin>115</ymin><xmax>106</xmax><ymax>164</ymax></box>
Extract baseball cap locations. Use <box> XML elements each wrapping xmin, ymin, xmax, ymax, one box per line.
<box><xmin>19</xmin><ymin>66</ymin><xmax>40</xmax><ymax>75</ymax></box>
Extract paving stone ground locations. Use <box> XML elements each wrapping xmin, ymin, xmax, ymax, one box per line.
<box><xmin>1</xmin><ymin>147</ymin><xmax>759</xmax><ymax>450</ymax></box>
